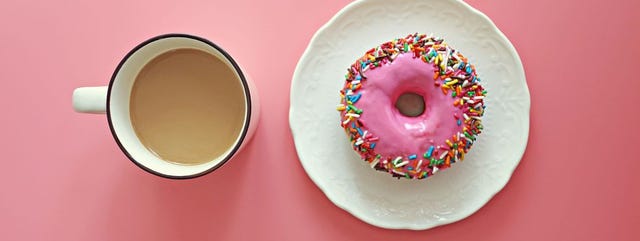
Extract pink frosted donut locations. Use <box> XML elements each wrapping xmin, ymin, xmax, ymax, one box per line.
<box><xmin>337</xmin><ymin>33</ymin><xmax>486</xmax><ymax>179</ymax></box>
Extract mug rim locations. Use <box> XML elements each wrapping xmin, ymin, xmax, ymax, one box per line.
<box><xmin>105</xmin><ymin>33</ymin><xmax>252</xmax><ymax>179</ymax></box>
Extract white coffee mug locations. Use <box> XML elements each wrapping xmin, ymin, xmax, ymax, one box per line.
<box><xmin>72</xmin><ymin>34</ymin><xmax>259</xmax><ymax>179</ymax></box>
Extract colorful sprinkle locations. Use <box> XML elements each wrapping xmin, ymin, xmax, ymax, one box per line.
<box><xmin>425</xmin><ymin>145</ymin><xmax>434</xmax><ymax>158</ymax></box>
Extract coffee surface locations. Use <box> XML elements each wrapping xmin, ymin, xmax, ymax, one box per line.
<box><xmin>130</xmin><ymin>48</ymin><xmax>246</xmax><ymax>165</ymax></box>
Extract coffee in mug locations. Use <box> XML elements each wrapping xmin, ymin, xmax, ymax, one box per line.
<box><xmin>130</xmin><ymin>48</ymin><xmax>246</xmax><ymax>166</ymax></box>
<box><xmin>72</xmin><ymin>34</ymin><xmax>259</xmax><ymax>179</ymax></box>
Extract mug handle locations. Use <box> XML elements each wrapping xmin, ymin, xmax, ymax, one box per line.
<box><xmin>72</xmin><ymin>86</ymin><xmax>108</xmax><ymax>114</ymax></box>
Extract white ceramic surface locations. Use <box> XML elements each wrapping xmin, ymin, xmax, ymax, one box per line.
<box><xmin>290</xmin><ymin>0</ymin><xmax>529</xmax><ymax>230</ymax></box>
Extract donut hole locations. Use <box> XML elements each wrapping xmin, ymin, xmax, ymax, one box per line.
<box><xmin>395</xmin><ymin>92</ymin><xmax>425</xmax><ymax>117</ymax></box>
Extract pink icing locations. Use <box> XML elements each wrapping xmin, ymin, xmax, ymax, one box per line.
<box><xmin>353</xmin><ymin>53</ymin><xmax>463</xmax><ymax>159</ymax></box>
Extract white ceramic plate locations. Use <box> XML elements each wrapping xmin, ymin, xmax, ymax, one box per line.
<box><xmin>290</xmin><ymin>0</ymin><xmax>529</xmax><ymax>230</ymax></box>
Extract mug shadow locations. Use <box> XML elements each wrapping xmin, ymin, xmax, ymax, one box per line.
<box><xmin>102</xmin><ymin>139</ymin><xmax>258</xmax><ymax>239</ymax></box>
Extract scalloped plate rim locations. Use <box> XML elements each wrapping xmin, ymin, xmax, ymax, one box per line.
<box><xmin>289</xmin><ymin>0</ymin><xmax>530</xmax><ymax>230</ymax></box>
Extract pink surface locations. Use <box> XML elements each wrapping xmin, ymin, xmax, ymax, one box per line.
<box><xmin>1</xmin><ymin>0</ymin><xmax>639</xmax><ymax>240</ymax></box>
<box><xmin>355</xmin><ymin>53</ymin><xmax>463</xmax><ymax>162</ymax></box>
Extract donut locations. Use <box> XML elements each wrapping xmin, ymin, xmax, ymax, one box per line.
<box><xmin>337</xmin><ymin>33</ymin><xmax>486</xmax><ymax>179</ymax></box>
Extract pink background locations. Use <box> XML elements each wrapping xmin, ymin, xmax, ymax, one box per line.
<box><xmin>1</xmin><ymin>0</ymin><xmax>639</xmax><ymax>240</ymax></box>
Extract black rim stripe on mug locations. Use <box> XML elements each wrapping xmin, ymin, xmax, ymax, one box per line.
<box><xmin>106</xmin><ymin>33</ymin><xmax>252</xmax><ymax>179</ymax></box>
